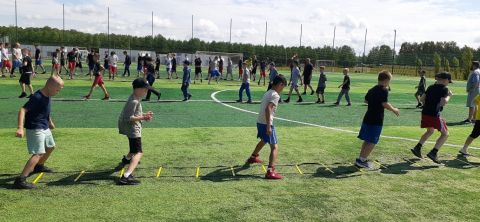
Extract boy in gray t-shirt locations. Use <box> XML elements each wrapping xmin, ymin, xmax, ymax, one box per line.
<box><xmin>117</xmin><ymin>78</ymin><xmax>154</xmax><ymax>185</ymax></box>
<box><xmin>316</xmin><ymin>66</ymin><xmax>327</xmax><ymax>104</ymax></box>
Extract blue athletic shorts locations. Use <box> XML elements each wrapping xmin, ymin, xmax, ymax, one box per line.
<box><xmin>358</xmin><ymin>123</ymin><xmax>383</xmax><ymax>144</ymax></box>
<box><xmin>257</xmin><ymin>123</ymin><xmax>277</xmax><ymax>144</ymax></box>
<box><xmin>211</xmin><ymin>70</ymin><xmax>220</xmax><ymax>77</ymax></box>
<box><xmin>137</xmin><ymin>64</ymin><xmax>143</xmax><ymax>71</ymax></box>
<box><xmin>35</xmin><ymin>59</ymin><xmax>42</xmax><ymax>66</ymax></box>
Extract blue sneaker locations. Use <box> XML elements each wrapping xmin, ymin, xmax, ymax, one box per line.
<box><xmin>355</xmin><ymin>158</ymin><xmax>372</xmax><ymax>169</ymax></box>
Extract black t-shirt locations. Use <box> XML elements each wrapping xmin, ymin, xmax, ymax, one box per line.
<box><xmin>60</xmin><ymin>51</ymin><xmax>65</xmax><ymax>62</ymax></box>
<box><xmin>422</xmin><ymin>84</ymin><xmax>449</xmax><ymax>117</ymax></box>
<box><xmin>219</xmin><ymin>59</ymin><xmax>223</xmax><ymax>67</ymax></box>
<box><xmin>137</xmin><ymin>56</ymin><xmax>143</xmax><ymax>64</ymax></box>
<box><xmin>67</xmin><ymin>51</ymin><xmax>76</xmax><ymax>62</ymax></box>
<box><xmin>35</xmin><ymin>49</ymin><xmax>41</xmax><ymax>60</ymax></box>
<box><xmin>195</xmin><ymin>58</ymin><xmax>202</xmax><ymax>67</ymax></box>
<box><xmin>342</xmin><ymin>75</ymin><xmax>351</xmax><ymax>89</ymax></box>
<box><xmin>93</xmin><ymin>62</ymin><xmax>102</xmax><ymax>76</ymax></box>
<box><xmin>303</xmin><ymin>63</ymin><xmax>313</xmax><ymax>77</ymax></box>
<box><xmin>363</xmin><ymin>85</ymin><xmax>389</xmax><ymax>126</ymax></box>
<box><xmin>418</xmin><ymin>76</ymin><xmax>426</xmax><ymax>92</ymax></box>
<box><xmin>146</xmin><ymin>63</ymin><xmax>155</xmax><ymax>75</ymax></box>
<box><xmin>87</xmin><ymin>53</ymin><xmax>94</xmax><ymax>65</ymax></box>
<box><xmin>23</xmin><ymin>90</ymin><xmax>51</xmax><ymax>130</ymax></box>
<box><xmin>23</xmin><ymin>56</ymin><xmax>33</xmax><ymax>73</ymax></box>
<box><xmin>125</xmin><ymin>55</ymin><xmax>131</xmax><ymax>65</ymax></box>
<box><xmin>172</xmin><ymin>57</ymin><xmax>177</xmax><ymax>68</ymax></box>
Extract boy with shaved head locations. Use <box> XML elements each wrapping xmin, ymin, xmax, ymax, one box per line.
<box><xmin>14</xmin><ymin>76</ymin><xmax>64</xmax><ymax>189</ymax></box>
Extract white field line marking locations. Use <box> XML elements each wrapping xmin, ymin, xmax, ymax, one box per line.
<box><xmin>53</xmin><ymin>98</ymin><xmax>214</xmax><ymax>102</ymax></box>
<box><xmin>211</xmin><ymin>90</ymin><xmax>479</xmax><ymax>150</ymax></box>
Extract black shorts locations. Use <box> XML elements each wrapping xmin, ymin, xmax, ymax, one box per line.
<box><xmin>172</xmin><ymin>66</ymin><xmax>177</xmax><ymax>72</ymax></box>
<box><xmin>252</xmin><ymin>67</ymin><xmax>257</xmax><ymax>74</ymax></box>
<box><xmin>316</xmin><ymin>86</ymin><xmax>325</xmax><ymax>94</ymax></box>
<box><xmin>470</xmin><ymin>121</ymin><xmax>480</xmax><ymax>139</ymax></box>
<box><xmin>195</xmin><ymin>67</ymin><xmax>202</xmax><ymax>74</ymax></box>
<box><xmin>76</xmin><ymin>62</ymin><xmax>82</xmax><ymax>68</ymax></box>
<box><xmin>128</xmin><ymin>137</ymin><xmax>143</xmax><ymax>153</ymax></box>
<box><xmin>303</xmin><ymin>75</ymin><xmax>312</xmax><ymax>85</ymax></box>
<box><xmin>19</xmin><ymin>73</ymin><xmax>31</xmax><ymax>85</ymax></box>
<box><xmin>155</xmin><ymin>65</ymin><xmax>160</xmax><ymax>71</ymax></box>
<box><xmin>60</xmin><ymin>60</ymin><xmax>65</xmax><ymax>66</ymax></box>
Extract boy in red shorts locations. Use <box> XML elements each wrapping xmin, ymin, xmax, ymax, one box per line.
<box><xmin>411</xmin><ymin>72</ymin><xmax>453</xmax><ymax>163</ymax></box>
<box><xmin>84</xmin><ymin>53</ymin><xmax>110</xmax><ymax>100</ymax></box>
<box><xmin>67</xmin><ymin>48</ymin><xmax>77</xmax><ymax>79</ymax></box>
<box><xmin>108</xmin><ymin>51</ymin><xmax>118</xmax><ymax>80</ymax></box>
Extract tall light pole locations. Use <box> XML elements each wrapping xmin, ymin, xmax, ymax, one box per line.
<box><xmin>191</xmin><ymin>15</ymin><xmax>194</xmax><ymax>40</ymax></box>
<box><xmin>264</xmin><ymin>21</ymin><xmax>267</xmax><ymax>47</ymax></box>
<box><xmin>362</xmin><ymin>28</ymin><xmax>367</xmax><ymax>72</ymax></box>
<box><xmin>299</xmin><ymin>24</ymin><xmax>303</xmax><ymax>47</ymax></box>
<box><xmin>151</xmin><ymin>11</ymin><xmax>154</xmax><ymax>50</ymax></box>
<box><xmin>15</xmin><ymin>0</ymin><xmax>18</xmax><ymax>43</ymax></box>
<box><xmin>62</xmin><ymin>3</ymin><xmax>65</xmax><ymax>45</ymax></box>
<box><xmin>392</xmin><ymin>29</ymin><xmax>397</xmax><ymax>74</ymax></box>
<box><xmin>229</xmin><ymin>18</ymin><xmax>232</xmax><ymax>44</ymax></box>
<box><xmin>332</xmin><ymin>25</ymin><xmax>336</xmax><ymax>48</ymax></box>
<box><xmin>107</xmin><ymin>6</ymin><xmax>110</xmax><ymax>52</ymax></box>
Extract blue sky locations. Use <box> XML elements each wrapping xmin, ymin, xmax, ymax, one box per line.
<box><xmin>1</xmin><ymin>0</ymin><xmax>479</xmax><ymax>54</ymax></box>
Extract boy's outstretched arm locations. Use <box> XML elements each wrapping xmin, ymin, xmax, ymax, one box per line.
<box><xmin>16</xmin><ymin>108</ymin><xmax>26</xmax><ymax>138</ymax></box>
<box><xmin>265</xmin><ymin>102</ymin><xmax>275</xmax><ymax>135</ymax></box>
<box><xmin>382</xmin><ymin>102</ymin><xmax>400</xmax><ymax>116</ymax></box>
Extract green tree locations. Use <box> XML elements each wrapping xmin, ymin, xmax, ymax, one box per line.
<box><xmin>452</xmin><ymin>57</ymin><xmax>460</xmax><ymax>79</ymax></box>
<box><xmin>433</xmin><ymin>52</ymin><xmax>441</xmax><ymax>74</ymax></box>
<box><xmin>461</xmin><ymin>47</ymin><xmax>473</xmax><ymax>80</ymax></box>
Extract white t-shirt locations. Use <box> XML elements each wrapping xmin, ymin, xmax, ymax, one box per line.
<box><xmin>243</xmin><ymin>68</ymin><xmax>250</xmax><ymax>84</ymax></box>
<box><xmin>291</xmin><ymin>67</ymin><xmax>301</xmax><ymax>86</ymax></box>
<box><xmin>13</xmin><ymin>48</ymin><xmax>22</xmax><ymax>60</ymax></box>
<box><xmin>257</xmin><ymin>90</ymin><xmax>280</xmax><ymax>125</ymax></box>
<box><xmin>109</xmin><ymin>54</ymin><xmax>118</xmax><ymax>67</ymax></box>
<box><xmin>1</xmin><ymin>48</ymin><xmax>8</xmax><ymax>61</ymax></box>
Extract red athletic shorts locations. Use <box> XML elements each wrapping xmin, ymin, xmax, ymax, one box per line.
<box><xmin>68</xmin><ymin>62</ymin><xmax>76</xmax><ymax>70</ymax></box>
<box><xmin>421</xmin><ymin>115</ymin><xmax>448</xmax><ymax>132</ymax></box>
<box><xmin>92</xmin><ymin>75</ymin><xmax>104</xmax><ymax>86</ymax></box>
<box><xmin>53</xmin><ymin>64</ymin><xmax>60</xmax><ymax>70</ymax></box>
<box><xmin>260</xmin><ymin>70</ymin><xmax>266</xmax><ymax>77</ymax></box>
<box><xmin>239</xmin><ymin>68</ymin><xmax>243</xmax><ymax>75</ymax></box>
<box><xmin>109</xmin><ymin>66</ymin><xmax>117</xmax><ymax>74</ymax></box>
<box><xmin>3</xmin><ymin>60</ymin><xmax>11</xmax><ymax>68</ymax></box>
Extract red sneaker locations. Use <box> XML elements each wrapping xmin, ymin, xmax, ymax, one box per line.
<box><xmin>246</xmin><ymin>155</ymin><xmax>263</xmax><ymax>164</ymax></box>
<box><xmin>265</xmin><ymin>169</ymin><xmax>283</xmax><ymax>180</ymax></box>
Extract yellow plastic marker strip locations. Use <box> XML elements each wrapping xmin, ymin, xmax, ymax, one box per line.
<box><xmin>119</xmin><ymin>168</ymin><xmax>125</xmax><ymax>177</ymax></box>
<box><xmin>74</xmin><ymin>170</ymin><xmax>85</xmax><ymax>182</ymax></box>
<box><xmin>374</xmin><ymin>161</ymin><xmax>387</xmax><ymax>169</ymax></box>
<box><xmin>320</xmin><ymin>163</ymin><xmax>335</xmax><ymax>174</ymax></box>
<box><xmin>295</xmin><ymin>165</ymin><xmax>304</xmax><ymax>175</ymax></box>
<box><xmin>195</xmin><ymin>166</ymin><xmax>200</xmax><ymax>178</ymax></box>
<box><xmin>230</xmin><ymin>166</ymin><xmax>236</xmax><ymax>176</ymax></box>
<box><xmin>261</xmin><ymin>165</ymin><xmax>267</xmax><ymax>173</ymax></box>
<box><xmin>32</xmin><ymin>172</ymin><xmax>45</xmax><ymax>184</ymax></box>
<box><xmin>156</xmin><ymin>167</ymin><xmax>163</xmax><ymax>178</ymax></box>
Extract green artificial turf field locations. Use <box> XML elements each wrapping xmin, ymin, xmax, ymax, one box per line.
<box><xmin>1</xmin><ymin>64</ymin><xmax>479</xmax><ymax>221</ymax></box>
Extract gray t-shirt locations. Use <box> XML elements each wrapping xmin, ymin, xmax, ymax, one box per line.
<box><xmin>257</xmin><ymin>90</ymin><xmax>280</xmax><ymax>124</ymax></box>
<box><xmin>118</xmin><ymin>94</ymin><xmax>143</xmax><ymax>138</ymax></box>
<box><xmin>318</xmin><ymin>72</ymin><xmax>327</xmax><ymax>88</ymax></box>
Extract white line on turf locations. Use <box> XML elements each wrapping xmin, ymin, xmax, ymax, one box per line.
<box><xmin>211</xmin><ymin>90</ymin><xmax>479</xmax><ymax>150</ymax></box>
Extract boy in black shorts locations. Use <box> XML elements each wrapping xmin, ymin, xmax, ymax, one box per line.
<box><xmin>355</xmin><ymin>71</ymin><xmax>399</xmax><ymax>168</ymax></box>
<box><xmin>117</xmin><ymin>78</ymin><xmax>154</xmax><ymax>185</ymax></box>
<box><xmin>316</xmin><ymin>66</ymin><xmax>327</xmax><ymax>104</ymax></box>
<box><xmin>460</xmin><ymin>94</ymin><xmax>480</xmax><ymax>156</ymax></box>
<box><xmin>19</xmin><ymin>49</ymin><xmax>34</xmax><ymax>98</ymax></box>
<box><xmin>415</xmin><ymin>70</ymin><xmax>426</xmax><ymax>108</ymax></box>
<box><xmin>302</xmin><ymin>58</ymin><xmax>315</xmax><ymax>95</ymax></box>
<box><xmin>411</xmin><ymin>72</ymin><xmax>453</xmax><ymax>163</ymax></box>
<box><xmin>194</xmin><ymin>56</ymin><xmax>202</xmax><ymax>84</ymax></box>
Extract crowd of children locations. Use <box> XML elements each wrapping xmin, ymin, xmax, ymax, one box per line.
<box><xmin>8</xmin><ymin>46</ymin><xmax>480</xmax><ymax>188</ymax></box>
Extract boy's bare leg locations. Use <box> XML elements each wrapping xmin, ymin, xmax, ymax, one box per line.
<box><xmin>20</xmin><ymin>154</ymin><xmax>42</xmax><ymax>177</ymax></box>
<box><xmin>433</xmin><ymin>130</ymin><xmax>449</xmax><ymax>150</ymax></box>
<box><xmin>419</xmin><ymin>128</ymin><xmax>435</xmax><ymax>145</ymax></box>
<box><xmin>125</xmin><ymin>152</ymin><xmax>143</xmax><ymax>176</ymax></box>
<box><xmin>461</xmin><ymin>136</ymin><xmax>475</xmax><ymax>154</ymax></box>
<box><xmin>28</xmin><ymin>85</ymin><xmax>34</xmax><ymax>95</ymax></box>
<box><xmin>359</xmin><ymin>142</ymin><xmax>375</xmax><ymax>159</ymax></box>
<box><xmin>38</xmin><ymin>147</ymin><xmax>54</xmax><ymax>165</ymax></box>
<box><xmin>268</xmin><ymin>144</ymin><xmax>278</xmax><ymax>167</ymax></box>
<box><xmin>100</xmin><ymin>85</ymin><xmax>109</xmax><ymax>97</ymax></box>
<box><xmin>251</xmin><ymin>140</ymin><xmax>266</xmax><ymax>156</ymax></box>
<box><xmin>20</xmin><ymin>83</ymin><xmax>26</xmax><ymax>93</ymax></box>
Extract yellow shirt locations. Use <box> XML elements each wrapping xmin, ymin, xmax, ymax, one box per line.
<box><xmin>476</xmin><ymin>95</ymin><xmax>480</xmax><ymax>120</ymax></box>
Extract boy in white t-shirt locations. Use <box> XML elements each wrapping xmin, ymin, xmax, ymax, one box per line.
<box><xmin>108</xmin><ymin>51</ymin><xmax>118</xmax><ymax>80</ymax></box>
<box><xmin>246</xmin><ymin>74</ymin><xmax>287</xmax><ymax>179</ymax></box>
<box><xmin>284</xmin><ymin>61</ymin><xmax>303</xmax><ymax>103</ymax></box>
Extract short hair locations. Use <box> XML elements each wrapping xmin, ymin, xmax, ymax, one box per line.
<box><xmin>123</xmin><ymin>51</ymin><xmax>127</xmax><ymax>54</ymax></box>
<box><xmin>269</xmin><ymin>62</ymin><xmax>275</xmax><ymax>67</ymax></box>
<box><xmin>272</xmin><ymin>74</ymin><xmax>287</xmax><ymax>86</ymax></box>
<box><xmin>319</xmin><ymin>66</ymin><xmax>325</xmax><ymax>69</ymax></box>
<box><xmin>419</xmin><ymin>70</ymin><xmax>426</xmax><ymax>74</ymax></box>
<box><xmin>293</xmin><ymin>61</ymin><xmax>299</xmax><ymax>66</ymax></box>
<box><xmin>378</xmin><ymin>70</ymin><xmax>392</xmax><ymax>81</ymax></box>
<box><xmin>473</xmin><ymin>61</ymin><xmax>480</xmax><ymax>68</ymax></box>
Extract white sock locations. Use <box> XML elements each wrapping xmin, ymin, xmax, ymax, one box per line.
<box><xmin>359</xmin><ymin>157</ymin><xmax>367</xmax><ymax>162</ymax></box>
<box><xmin>124</xmin><ymin>171</ymin><xmax>131</xmax><ymax>178</ymax></box>
<box><xmin>461</xmin><ymin>146</ymin><xmax>468</xmax><ymax>154</ymax></box>
<box><xmin>125</xmin><ymin>155</ymin><xmax>131</xmax><ymax>160</ymax></box>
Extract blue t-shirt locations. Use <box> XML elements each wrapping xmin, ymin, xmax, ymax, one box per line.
<box><xmin>23</xmin><ymin>90</ymin><xmax>51</xmax><ymax>130</ymax></box>
<box><xmin>183</xmin><ymin>67</ymin><xmax>191</xmax><ymax>84</ymax></box>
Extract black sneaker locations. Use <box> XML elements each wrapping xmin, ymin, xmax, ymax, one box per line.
<box><xmin>301</xmin><ymin>92</ymin><xmax>306</xmax><ymax>95</ymax></box>
<box><xmin>355</xmin><ymin>158</ymin><xmax>372</xmax><ymax>169</ymax></box>
<box><xmin>411</xmin><ymin>147</ymin><xmax>422</xmax><ymax>158</ymax></box>
<box><xmin>26</xmin><ymin>94</ymin><xmax>32</xmax><ymax>98</ymax></box>
<box><xmin>187</xmin><ymin>95</ymin><xmax>192</xmax><ymax>100</ymax></box>
<box><xmin>157</xmin><ymin>93</ymin><xmax>162</xmax><ymax>101</ymax></box>
<box><xmin>246</xmin><ymin>100</ymin><xmax>252</xmax><ymax>104</ymax></box>
<box><xmin>334</xmin><ymin>102</ymin><xmax>339</xmax><ymax>106</ymax></box>
<box><xmin>32</xmin><ymin>164</ymin><xmax>53</xmax><ymax>174</ymax></box>
<box><xmin>310</xmin><ymin>91</ymin><xmax>315</xmax><ymax>95</ymax></box>
<box><xmin>13</xmin><ymin>176</ymin><xmax>36</xmax><ymax>189</ymax></box>
<box><xmin>121</xmin><ymin>156</ymin><xmax>131</xmax><ymax>165</ymax></box>
<box><xmin>142</xmin><ymin>98</ymin><xmax>150</xmax><ymax>102</ymax></box>
<box><xmin>297</xmin><ymin>98</ymin><xmax>303</xmax><ymax>103</ymax></box>
<box><xmin>458</xmin><ymin>151</ymin><xmax>470</xmax><ymax>157</ymax></box>
<box><xmin>283</xmin><ymin>98</ymin><xmax>290</xmax><ymax>103</ymax></box>
<box><xmin>427</xmin><ymin>151</ymin><xmax>440</xmax><ymax>164</ymax></box>
<box><xmin>236</xmin><ymin>99</ymin><xmax>242</xmax><ymax>103</ymax></box>
<box><xmin>117</xmin><ymin>175</ymin><xmax>140</xmax><ymax>185</ymax></box>
<box><xmin>316</xmin><ymin>99</ymin><xmax>321</xmax><ymax>104</ymax></box>
<box><xmin>19</xmin><ymin>92</ymin><xmax>27</xmax><ymax>98</ymax></box>
<box><xmin>346</xmin><ymin>103</ymin><xmax>352</xmax><ymax>106</ymax></box>
<box><xmin>182</xmin><ymin>98</ymin><xmax>188</xmax><ymax>102</ymax></box>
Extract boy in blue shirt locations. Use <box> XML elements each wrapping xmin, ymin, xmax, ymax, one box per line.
<box><xmin>14</xmin><ymin>76</ymin><xmax>64</xmax><ymax>189</ymax></box>
<box><xmin>181</xmin><ymin>60</ymin><xmax>192</xmax><ymax>101</ymax></box>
